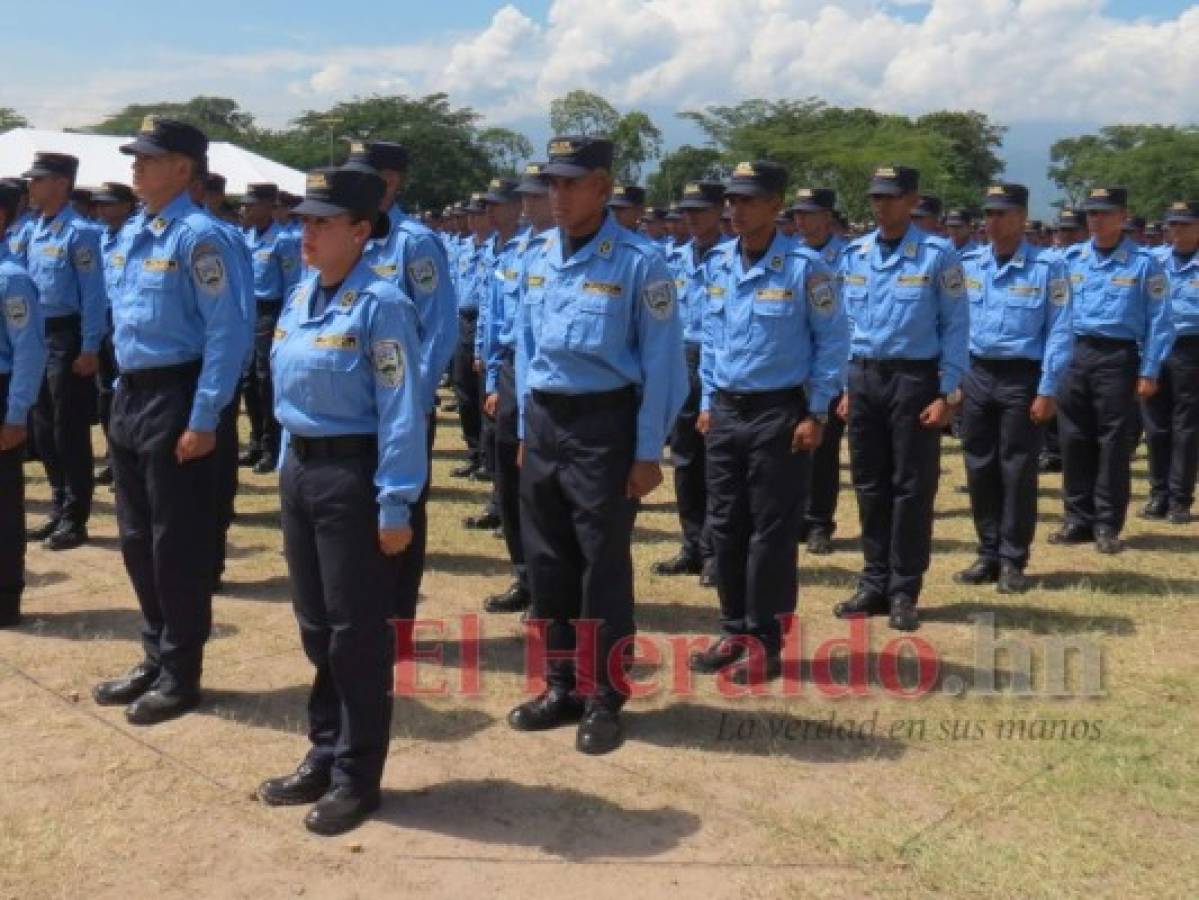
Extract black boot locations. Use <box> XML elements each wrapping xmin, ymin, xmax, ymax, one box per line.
<box><xmin>953</xmin><ymin>557</ymin><xmax>999</xmax><ymax>585</ymax></box>
<box><xmin>833</xmin><ymin>589</ymin><xmax>889</xmax><ymax>619</ymax></box>
<box><xmin>651</xmin><ymin>550</ymin><xmax>703</xmax><ymax>576</ymax></box>
<box><xmin>508</xmin><ymin>689</ymin><xmax>585</xmax><ymax>731</ymax></box>
<box><xmin>483</xmin><ymin>582</ymin><xmax>530</xmax><ymax>614</ymax></box>
<box><xmin>258</xmin><ymin>762</ymin><xmax>332</xmax><ymax>806</ymax></box>
<box><xmin>996</xmin><ymin>560</ymin><xmax>1029</xmax><ymax>595</ymax></box>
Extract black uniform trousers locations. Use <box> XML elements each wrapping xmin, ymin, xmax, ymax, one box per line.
<box><xmin>96</xmin><ymin>330</ymin><xmax>118</xmax><ymax>463</ymax></box>
<box><xmin>0</xmin><ymin>375</ymin><xmax>25</xmax><ymax>621</ymax></box>
<box><xmin>281</xmin><ymin>439</ymin><xmax>399</xmax><ymax>790</ymax></box>
<box><xmin>253</xmin><ymin>299</ymin><xmax>283</xmax><ymax>457</ymax></box>
<box><xmin>670</xmin><ymin>342</ymin><xmax>709</xmax><ymax>562</ymax></box>
<box><xmin>960</xmin><ymin>357</ymin><xmax>1043</xmax><ymax>569</ymax></box>
<box><xmin>705</xmin><ymin>388</ymin><xmax>809</xmax><ymax>657</ymax></box>
<box><xmin>803</xmin><ymin>394</ymin><xmax>845</xmax><ymax>538</ymax></box>
<box><xmin>452</xmin><ymin>310</ymin><xmax>483</xmax><ymax>469</ymax></box>
<box><xmin>847</xmin><ymin>359</ymin><xmax>942</xmax><ymax>603</ymax></box>
<box><xmin>214</xmin><ymin>381</ymin><xmax>241</xmax><ymax>581</ymax></box>
<box><xmin>1143</xmin><ymin>335</ymin><xmax>1199</xmax><ymax>512</ymax></box>
<box><xmin>494</xmin><ymin>351</ymin><xmax>526</xmax><ymax>587</ymax></box>
<box><xmin>109</xmin><ymin>362</ymin><xmax>217</xmax><ymax>695</ymax></box>
<box><xmin>394</xmin><ymin>411</ymin><xmax>436</xmax><ymax>620</ymax></box>
<box><xmin>32</xmin><ymin>315</ymin><xmax>94</xmax><ymax>527</ymax></box>
<box><xmin>520</xmin><ymin>387</ymin><xmax>638</xmax><ymax>708</ymax></box>
<box><xmin>1057</xmin><ymin>336</ymin><xmax>1140</xmax><ymax>534</ymax></box>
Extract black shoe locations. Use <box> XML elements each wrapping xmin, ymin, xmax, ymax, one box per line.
<box><xmin>1048</xmin><ymin>524</ymin><xmax>1094</xmax><ymax>545</ymax></box>
<box><xmin>93</xmin><ymin>663</ymin><xmax>160</xmax><ymax>706</ymax></box>
<box><xmin>304</xmin><ymin>784</ymin><xmax>381</xmax><ymax>836</ymax></box>
<box><xmin>1038</xmin><ymin>455</ymin><xmax>1062</xmax><ymax>474</ymax></box>
<box><xmin>888</xmin><ymin>596</ymin><xmax>920</xmax><ymax>632</ymax></box>
<box><xmin>252</xmin><ymin>453</ymin><xmax>276</xmax><ymax>475</ymax></box>
<box><xmin>451</xmin><ymin>463</ymin><xmax>477</xmax><ymax>479</ymax></box>
<box><xmin>576</xmin><ymin>705</ymin><xmax>624</xmax><ymax>755</ymax></box>
<box><xmin>953</xmin><ymin>557</ymin><xmax>999</xmax><ymax>585</ymax></box>
<box><xmin>463</xmin><ymin>511</ymin><xmax>502</xmax><ymax>530</ymax></box>
<box><xmin>483</xmin><ymin>582</ymin><xmax>530</xmax><ymax>614</ymax></box>
<box><xmin>651</xmin><ymin>551</ymin><xmax>703</xmax><ymax>576</ymax></box>
<box><xmin>996</xmin><ymin>560</ymin><xmax>1029</xmax><ymax>595</ymax></box>
<box><xmin>507</xmin><ymin>689</ymin><xmax>585</xmax><ymax>732</ymax></box>
<box><xmin>258</xmin><ymin>762</ymin><xmax>332</xmax><ymax>806</ymax></box>
<box><xmin>0</xmin><ymin>607</ymin><xmax>21</xmax><ymax>629</ymax></box>
<box><xmin>26</xmin><ymin>518</ymin><xmax>59</xmax><ymax>542</ymax></box>
<box><xmin>124</xmin><ymin>689</ymin><xmax>200</xmax><ymax>726</ymax></box>
<box><xmin>1168</xmin><ymin>507</ymin><xmax>1192</xmax><ymax>526</ymax></box>
<box><xmin>1139</xmin><ymin>497</ymin><xmax>1169</xmax><ymax>520</ymax></box>
<box><xmin>807</xmin><ymin>528</ymin><xmax>834</xmax><ymax>556</ymax></box>
<box><xmin>699</xmin><ymin>559</ymin><xmax>716</xmax><ymax>588</ymax></box>
<box><xmin>833</xmin><ymin>589</ymin><xmax>889</xmax><ymax>619</ymax></box>
<box><xmin>469</xmin><ymin>469</ymin><xmax>493</xmax><ymax>483</ymax></box>
<box><xmin>730</xmin><ymin>655</ymin><xmax>783</xmax><ymax>686</ymax></box>
<box><xmin>1094</xmin><ymin>528</ymin><xmax>1122</xmax><ymax>555</ymax></box>
<box><xmin>95</xmin><ymin>466</ymin><xmax>114</xmax><ymax>486</ymax></box>
<box><xmin>238</xmin><ymin>445</ymin><xmax>262</xmax><ymax>467</ymax></box>
<box><xmin>43</xmin><ymin>523</ymin><xmax>88</xmax><ymax>551</ymax></box>
<box><xmin>688</xmin><ymin>637</ymin><xmax>749</xmax><ymax>674</ymax></box>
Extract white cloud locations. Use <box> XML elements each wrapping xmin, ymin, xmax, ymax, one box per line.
<box><xmin>11</xmin><ymin>0</ymin><xmax>1199</xmax><ymax>132</ymax></box>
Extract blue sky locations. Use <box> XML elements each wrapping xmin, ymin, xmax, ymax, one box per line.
<box><xmin>3</xmin><ymin>1</ymin><xmax>1197</xmax><ymax>214</ymax></box>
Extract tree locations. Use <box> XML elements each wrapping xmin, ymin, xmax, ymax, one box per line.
<box><xmin>478</xmin><ymin>127</ymin><xmax>533</xmax><ymax>176</ymax></box>
<box><xmin>1049</xmin><ymin>126</ymin><xmax>1199</xmax><ymax>217</ymax></box>
<box><xmin>81</xmin><ymin>97</ymin><xmax>255</xmax><ymax>141</ymax></box>
<box><xmin>646</xmin><ymin>145</ymin><xmax>723</xmax><ymax>206</ymax></box>
<box><xmin>548</xmin><ymin>89</ymin><xmax>663</xmax><ymax>182</ymax></box>
<box><xmin>550</xmin><ymin>90</ymin><xmax>620</xmax><ymax>136</ymax></box>
<box><xmin>0</xmin><ymin>108</ymin><xmax>27</xmax><ymax>131</ymax></box>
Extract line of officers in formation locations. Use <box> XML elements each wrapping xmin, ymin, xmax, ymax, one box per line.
<box><xmin>0</xmin><ymin>119</ymin><xmax>1194</xmax><ymax>836</ymax></box>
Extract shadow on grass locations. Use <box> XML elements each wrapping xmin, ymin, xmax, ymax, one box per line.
<box><xmin>376</xmin><ymin>778</ymin><xmax>701</xmax><ymax>859</ymax></box>
<box><xmin>15</xmin><ymin>607</ymin><xmax>239</xmax><ymax>641</ymax></box>
<box><xmin>218</xmin><ymin>574</ymin><xmax>291</xmax><ymax>601</ymax></box>
<box><xmin>1033</xmin><ymin>570</ymin><xmax>1199</xmax><ymax>598</ymax></box>
<box><xmin>426</xmin><ymin>551</ymin><xmax>512</xmax><ymax>578</ymax></box>
<box><xmin>920</xmin><ymin>600</ymin><xmax>1135</xmax><ymax>634</ymax></box>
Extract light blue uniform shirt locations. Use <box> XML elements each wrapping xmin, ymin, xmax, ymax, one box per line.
<box><xmin>961</xmin><ymin>240</ymin><xmax>1074</xmax><ymax>396</ymax></box>
<box><xmin>110</xmin><ymin>192</ymin><xmax>249</xmax><ymax>432</ymax></box>
<box><xmin>840</xmin><ymin>223</ymin><xmax>970</xmax><ymax>394</ymax></box>
<box><xmin>516</xmin><ymin>213</ymin><xmax>688</xmax><ymax>460</ymax></box>
<box><xmin>0</xmin><ymin>245</ymin><xmax>47</xmax><ymax>424</ymax></box>
<box><xmin>243</xmin><ymin>221</ymin><xmax>300</xmax><ymax>302</ymax></box>
<box><xmin>271</xmin><ymin>261</ymin><xmax>427</xmax><ymax>529</ymax></box>
<box><xmin>1152</xmin><ymin>245</ymin><xmax>1199</xmax><ymax>339</ymax></box>
<box><xmin>1065</xmin><ymin>237</ymin><xmax>1173</xmax><ymax>377</ymax></box>
<box><xmin>21</xmin><ymin>206</ymin><xmax>106</xmax><ymax>352</ymax></box>
<box><xmin>672</xmin><ymin>236</ymin><xmax>732</xmax><ymax>345</ymax></box>
<box><xmin>700</xmin><ymin>230</ymin><xmax>849</xmax><ymax>413</ymax></box>
<box><xmin>478</xmin><ymin>227</ymin><xmax>532</xmax><ymax>393</ymax></box>
<box><xmin>454</xmin><ymin>235</ymin><xmax>494</xmax><ymax>313</ymax></box>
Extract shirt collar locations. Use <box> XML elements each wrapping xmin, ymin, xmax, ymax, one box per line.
<box><xmin>144</xmin><ymin>191</ymin><xmax>196</xmax><ymax>238</ymax></box>
<box><xmin>550</xmin><ymin>212</ymin><xmax>620</xmax><ymax>269</ymax></box>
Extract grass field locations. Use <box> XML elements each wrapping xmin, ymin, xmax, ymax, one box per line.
<box><xmin>0</xmin><ymin>400</ymin><xmax>1196</xmax><ymax>899</ymax></box>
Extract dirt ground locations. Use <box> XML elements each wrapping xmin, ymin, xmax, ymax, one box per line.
<box><xmin>1</xmin><ymin>404</ymin><xmax>1196</xmax><ymax>899</ymax></box>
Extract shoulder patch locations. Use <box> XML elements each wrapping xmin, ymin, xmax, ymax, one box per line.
<box><xmin>407</xmin><ymin>257</ymin><xmax>438</xmax><ymax>293</ymax></box>
<box><xmin>1049</xmin><ymin>278</ymin><xmax>1069</xmax><ymax>307</ymax></box>
<box><xmin>4</xmin><ymin>296</ymin><xmax>30</xmax><ymax>329</ymax></box>
<box><xmin>339</xmin><ymin>289</ymin><xmax>359</xmax><ymax>309</ymax></box>
<box><xmin>73</xmin><ymin>246</ymin><xmax>95</xmax><ymax>271</ymax></box>
<box><xmin>808</xmin><ymin>274</ymin><xmax>835</xmax><ymax>314</ymax></box>
<box><xmin>941</xmin><ymin>265</ymin><xmax>965</xmax><ymax>298</ymax></box>
<box><xmin>192</xmin><ymin>244</ymin><xmax>227</xmax><ymax>297</ymax></box>
<box><xmin>372</xmin><ymin>339</ymin><xmax>405</xmax><ymax>388</ymax></box>
<box><xmin>642</xmin><ymin>279</ymin><xmax>675</xmax><ymax>321</ymax></box>
<box><xmin>1148</xmin><ymin>273</ymin><xmax>1167</xmax><ymax>301</ymax></box>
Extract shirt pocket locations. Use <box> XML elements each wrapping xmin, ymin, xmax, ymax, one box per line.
<box><xmin>298</xmin><ymin>346</ymin><xmax>363</xmax><ymax>413</ymax></box>
<box><xmin>567</xmin><ymin>294</ymin><xmax>623</xmax><ymax>351</ymax></box>
<box><xmin>124</xmin><ymin>265</ymin><xmax>180</xmax><ymax>324</ymax></box>
<box><xmin>1002</xmin><ymin>287</ymin><xmax>1043</xmax><ymax>334</ymax></box>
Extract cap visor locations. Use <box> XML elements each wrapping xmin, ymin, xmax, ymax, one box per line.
<box><xmin>541</xmin><ymin>162</ymin><xmax>590</xmax><ymax>179</ymax></box>
<box><xmin>119</xmin><ymin>138</ymin><xmax>169</xmax><ymax>157</ymax></box>
<box><xmin>723</xmin><ymin>183</ymin><xmax>771</xmax><ymax>197</ymax></box>
<box><xmin>1165</xmin><ymin>213</ymin><xmax>1199</xmax><ymax>224</ymax></box>
<box><xmin>788</xmin><ymin>202</ymin><xmax>825</xmax><ymax>213</ymax></box>
<box><xmin>20</xmin><ymin>166</ymin><xmax>53</xmax><ymax>179</ymax></box>
<box><xmin>867</xmin><ymin>183</ymin><xmax>904</xmax><ymax>197</ymax></box>
<box><xmin>678</xmin><ymin>199</ymin><xmax>716</xmax><ymax>210</ymax></box>
<box><xmin>982</xmin><ymin>200</ymin><xmax>1024</xmax><ymax>211</ymax></box>
<box><xmin>482</xmin><ymin>192</ymin><xmax>516</xmax><ymax>205</ymax></box>
<box><xmin>607</xmin><ymin>198</ymin><xmax>634</xmax><ymax>208</ymax></box>
<box><xmin>515</xmin><ymin>182</ymin><xmax>548</xmax><ymax>196</ymax></box>
<box><xmin>292</xmin><ymin>198</ymin><xmax>352</xmax><ymax>218</ymax></box>
<box><xmin>92</xmin><ymin>193</ymin><xmax>121</xmax><ymax>205</ymax></box>
<box><xmin>1083</xmin><ymin>201</ymin><xmax>1123</xmax><ymax>212</ymax></box>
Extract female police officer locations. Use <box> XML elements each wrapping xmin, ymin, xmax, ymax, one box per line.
<box><xmin>257</xmin><ymin>165</ymin><xmax>426</xmax><ymax>836</ymax></box>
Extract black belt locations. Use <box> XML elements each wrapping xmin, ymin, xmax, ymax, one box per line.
<box><xmin>290</xmin><ymin>434</ymin><xmax>377</xmax><ymax>462</ymax></box>
<box><xmin>1076</xmin><ymin>334</ymin><xmax>1136</xmax><ymax>350</ymax></box>
<box><xmin>851</xmin><ymin>356</ymin><xmax>938</xmax><ymax>374</ymax></box>
<box><xmin>459</xmin><ymin>309</ymin><xmax>479</xmax><ymax>321</ymax></box>
<box><xmin>970</xmin><ymin>355</ymin><xmax>1041</xmax><ymax>374</ymax></box>
<box><xmin>498</xmin><ymin>345</ymin><xmax>515</xmax><ymax>364</ymax></box>
<box><xmin>256</xmin><ymin>298</ymin><xmax>283</xmax><ymax>310</ymax></box>
<box><xmin>714</xmin><ymin>387</ymin><xmax>805</xmax><ymax>412</ymax></box>
<box><xmin>119</xmin><ymin>360</ymin><xmax>202</xmax><ymax>390</ymax></box>
<box><xmin>45</xmin><ymin>314</ymin><xmax>81</xmax><ymax>335</ymax></box>
<box><xmin>1172</xmin><ymin>334</ymin><xmax>1199</xmax><ymax>349</ymax></box>
<box><xmin>531</xmin><ymin>385</ymin><xmax>636</xmax><ymax>417</ymax></box>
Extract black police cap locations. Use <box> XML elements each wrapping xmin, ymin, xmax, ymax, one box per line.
<box><xmin>678</xmin><ymin>180</ymin><xmax>726</xmax><ymax>210</ymax></box>
<box><xmin>293</xmin><ymin>166</ymin><xmax>389</xmax><ymax>240</ymax></box>
<box><xmin>243</xmin><ymin>183</ymin><xmax>279</xmax><ymax>204</ymax></box>
<box><xmin>120</xmin><ymin>116</ymin><xmax>208</xmax><ymax>164</ymax></box>
<box><xmin>278</xmin><ymin>191</ymin><xmax>302</xmax><ymax>209</ymax></box>
<box><xmin>665</xmin><ymin>204</ymin><xmax>683</xmax><ymax>221</ymax></box>
<box><xmin>204</xmin><ymin>173</ymin><xmax>227</xmax><ymax>193</ymax></box>
<box><xmin>788</xmin><ymin>186</ymin><xmax>836</xmax><ymax>213</ymax></box>
<box><xmin>543</xmin><ymin>135</ymin><xmax>615</xmax><ymax>178</ymax></box>
<box><xmin>983</xmin><ymin>183</ymin><xmax>1029</xmax><ymax>211</ymax></box>
<box><xmin>608</xmin><ymin>184</ymin><xmax>646</xmax><ymax>208</ymax></box>
<box><xmin>725</xmin><ymin>160</ymin><xmax>788</xmax><ymax>198</ymax></box>
<box><xmin>1122</xmin><ymin>216</ymin><xmax>1147</xmax><ymax>231</ymax></box>
<box><xmin>93</xmin><ymin>182</ymin><xmax>135</xmax><ymax>205</ymax></box>
<box><xmin>914</xmin><ymin>194</ymin><xmax>943</xmax><ymax>218</ymax></box>
<box><xmin>642</xmin><ymin>206</ymin><xmax>668</xmax><ymax>221</ymax></box>
<box><xmin>482</xmin><ymin>177</ymin><xmax>520</xmax><ymax>205</ymax></box>
<box><xmin>463</xmin><ymin>192</ymin><xmax>488</xmax><ymax>214</ymax></box>
<box><xmin>0</xmin><ymin>180</ymin><xmax>23</xmax><ymax>212</ymax></box>
<box><xmin>71</xmin><ymin>188</ymin><xmax>94</xmax><ymax>204</ymax></box>
<box><xmin>944</xmin><ymin>207</ymin><xmax>974</xmax><ymax>226</ymax></box>
<box><xmin>515</xmin><ymin>162</ymin><xmax>549</xmax><ymax>196</ymax></box>
<box><xmin>867</xmin><ymin>164</ymin><xmax>919</xmax><ymax>197</ymax></box>
<box><xmin>0</xmin><ymin>177</ymin><xmax>28</xmax><ymax>196</ymax></box>
<box><xmin>347</xmin><ymin>140</ymin><xmax>410</xmax><ymax>173</ymax></box>
<box><xmin>23</xmin><ymin>151</ymin><xmax>79</xmax><ymax>180</ymax></box>
<box><xmin>1024</xmin><ymin>220</ymin><xmax>1044</xmax><ymax>234</ymax></box>
<box><xmin>1083</xmin><ymin>186</ymin><xmax>1128</xmax><ymax>212</ymax></box>
<box><xmin>1056</xmin><ymin>208</ymin><xmax>1084</xmax><ymax>230</ymax></box>
<box><xmin>1165</xmin><ymin>200</ymin><xmax>1199</xmax><ymax>223</ymax></box>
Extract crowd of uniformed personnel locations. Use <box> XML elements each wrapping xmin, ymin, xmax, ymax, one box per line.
<box><xmin>0</xmin><ymin>117</ymin><xmax>1195</xmax><ymax>836</ymax></box>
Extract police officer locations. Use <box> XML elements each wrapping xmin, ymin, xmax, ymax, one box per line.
<box><xmin>93</xmin><ymin>181</ymin><xmax>137</xmax><ymax>487</ymax></box>
<box><xmin>1051</xmin><ymin>187</ymin><xmax>1173</xmax><ymax>553</ymax></box>
<box><xmin>345</xmin><ymin>140</ymin><xmax>456</xmax><ymax>619</ymax></box>
<box><xmin>834</xmin><ymin>165</ymin><xmax>969</xmax><ymax>631</ymax></box>
<box><xmin>954</xmin><ymin>184</ymin><xmax>1073</xmax><ymax>593</ymax></box>
<box><xmin>20</xmin><ymin>152</ymin><xmax>105</xmax><ymax>550</ymax></box>
<box><xmin>257</xmin><ymin>164</ymin><xmax>426</xmax><ymax>837</ymax></box>
<box><xmin>913</xmin><ymin>194</ymin><xmax>945</xmax><ymax>237</ymax></box>
<box><xmin>791</xmin><ymin>186</ymin><xmax>850</xmax><ymax>556</ymax></box>
<box><xmin>451</xmin><ymin>193</ymin><xmax>493</xmax><ymax>479</ymax></box>
<box><xmin>651</xmin><ymin>181</ymin><xmax>728</xmax><ymax>583</ymax></box>
<box><xmin>0</xmin><ymin>182</ymin><xmax>47</xmax><ymax>628</ymax></box>
<box><xmin>641</xmin><ymin>207</ymin><xmax>669</xmax><ymax>245</ymax></box>
<box><xmin>241</xmin><ymin>182</ymin><xmax>300</xmax><ymax>473</ymax></box>
<box><xmin>691</xmin><ymin>162</ymin><xmax>848</xmax><ymax>682</ymax></box>
<box><xmin>946</xmin><ymin>208</ymin><xmax>979</xmax><ymax>255</ymax></box>
<box><xmin>607</xmin><ymin>185</ymin><xmax>647</xmax><ymax>233</ymax></box>
<box><xmin>1040</xmin><ymin>208</ymin><xmax>1089</xmax><ymax>473</ymax></box>
<box><xmin>1141</xmin><ymin>200</ymin><xmax>1199</xmax><ymax>524</ymax></box>
<box><xmin>510</xmin><ymin>135</ymin><xmax>687</xmax><ymax>754</ymax></box>
<box><xmin>480</xmin><ymin>165</ymin><xmax>553</xmax><ymax>614</ymax></box>
<box><xmin>92</xmin><ymin>118</ymin><xmax>248</xmax><ymax>725</ymax></box>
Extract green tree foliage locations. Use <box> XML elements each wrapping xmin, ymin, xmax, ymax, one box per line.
<box><xmin>1049</xmin><ymin>126</ymin><xmax>1199</xmax><ymax>217</ymax></box>
<box><xmin>549</xmin><ymin>90</ymin><xmax>663</xmax><ymax>182</ymax></box>
<box><xmin>478</xmin><ymin>127</ymin><xmax>534</xmax><ymax>175</ymax></box>
<box><xmin>0</xmin><ymin>108</ymin><xmax>28</xmax><ymax>131</ymax></box>
<box><xmin>646</xmin><ymin>145</ymin><xmax>723</xmax><ymax>207</ymax></box>
<box><xmin>82</xmin><ymin>97</ymin><xmax>254</xmax><ymax>141</ymax></box>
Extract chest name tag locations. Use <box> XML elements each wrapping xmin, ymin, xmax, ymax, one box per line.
<box><xmin>313</xmin><ymin>334</ymin><xmax>358</xmax><ymax>350</ymax></box>
<box><xmin>583</xmin><ymin>280</ymin><xmax>622</xmax><ymax>297</ymax></box>
<box><xmin>896</xmin><ymin>274</ymin><xmax>930</xmax><ymax>287</ymax></box>
<box><xmin>1007</xmin><ymin>284</ymin><xmax>1038</xmax><ymax>297</ymax></box>
<box><xmin>41</xmin><ymin>245</ymin><xmax>66</xmax><ymax>259</ymax></box>
<box><xmin>1110</xmin><ymin>276</ymin><xmax>1136</xmax><ymax>287</ymax></box>
<box><xmin>372</xmin><ymin>264</ymin><xmax>399</xmax><ymax>278</ymax></box>
<box><xmin>526</xmin><ymin>275</ymin><xmax>545</xmax><ymax>288</ymax></box>
<box><xmin>844</xmin><ymin>274</ymin><xmax>867</xmax><ymax>286</ymax></box>
<box><xmin>143</xmin><ymin>258</ymin><xmax>179</xmax><ymax>273</ymax></box>
<box><xmin>965</xmin><ymin>277</ymin><xmax>983</xmax><ymax>291</ymax></box>
<box><xmin>756</xmin><ymin>288</ymin><xmax>794</xmax><ymax>301</ymax></box>
<box><xmin>708</xmin><ymin>286</ymin><xmax>726</xmax><ymax>297</ymax></box>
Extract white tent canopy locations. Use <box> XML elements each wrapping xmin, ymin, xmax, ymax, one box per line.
<box><xmin>0</xmin><ymin>128</ymin><xmax>305</xmax><ymax>195</ymax></box>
